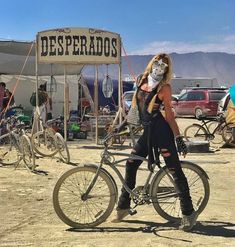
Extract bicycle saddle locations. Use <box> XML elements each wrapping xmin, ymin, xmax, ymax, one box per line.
<box><xmin>197</xmin><ymin>114</ymin><xmax>208</xmax><ymax>120</ymax></box>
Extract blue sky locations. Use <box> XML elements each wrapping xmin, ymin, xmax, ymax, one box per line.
<box><xmin>0</xmin><ymin>0</ymin><xmax>235</xmax><ymax>54</ymax></box>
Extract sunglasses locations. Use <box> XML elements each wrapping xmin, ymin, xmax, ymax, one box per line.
<box><xmin>152</xmin><ymin>59</ymin><xmax>168</xmax><ymax>70</ymax></box>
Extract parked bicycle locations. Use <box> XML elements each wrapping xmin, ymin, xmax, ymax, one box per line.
<box><xmin>105</xmin><ymin>122</ymin><xmax>143</xmax><ymax>147</ymax></box>
<box><xmin>221</xmin><ymin>122</ymin><xmax>235</xmax><ymax>147</ymax></box>
<box><xmin>184</xmin><ymin>114</ymin><xmax>231</xmax><ymax>145</ymax></box>
<box><xmin>53</xmin><ymin>132</ymin><xmax>210</xmax><ymax>228</ymax></box>
<box><xmin>0</xmin><ymin>116</ymin><xmax>35</xmax><ymax>171</ymax></box>
<box><xmin>31</xmin><ymin>112</ymin><xmax>70</xmax><ymax>163</ymax></box>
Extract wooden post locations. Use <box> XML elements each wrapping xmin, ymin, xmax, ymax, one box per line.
<box><xmin>64</xmin><ymin>66</ymin><xmax>68</xmax><ymax>141</ymax></box>
<box><xmin>94</xmin><ymin>65</ymin><xmax>99</xmax><ymax>144</ymax></box>
<box><xmin>118</xmin><ymin>42</ymin><xmax>123</xmax><ymax>124</ymax></box>
<box><xmin>32</xmin><ymin>39</ymin><xmax>39</xmax><ymax>134</ymax></box>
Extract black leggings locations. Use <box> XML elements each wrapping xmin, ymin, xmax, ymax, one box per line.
<box><xmin>117</xmin><ymin>115</ymin><xmax>194</xmax><ymax>215</ymax></box>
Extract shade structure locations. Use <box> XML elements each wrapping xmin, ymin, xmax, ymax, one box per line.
<box><xmin>0</xmin><ymin>40</ymin><xmax>83</xmax><ymax>76</ymax></box>
<box><xmin>0</xmin><ymin>34</ymin><xmax>124</xmax><ymax>144</ymax></box>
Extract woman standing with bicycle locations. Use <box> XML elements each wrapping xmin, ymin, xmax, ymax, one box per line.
<box><xmin>113</xmin><ymin>53</ymin><xmax>198</xmax><ymax>231</ymax></box>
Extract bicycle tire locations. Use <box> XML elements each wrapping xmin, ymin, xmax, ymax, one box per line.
<box><xmin>208</xmin><ymin>121</ymin><xmax>224</xmax><ymax>145</ymax></box>
<box><xmin>31</xmin><ymin>130</ymin><xmax>58</xmax><ymax>157</ymax></box>
<box><xmin>151</xmin><ymin>161</ymin><xmax>210</xmax><ymax>223</ymax></box>
<box><xmin>184</xmin><ymin>124</ymin><xmax>208</xmax><ymax>142</ymax></box>
<box><xmin>0</xmin><ymin>133</ymin><xmax>20</xmax><ymax>165</ymax></box>
<box><xmin>20</xmin><ymin>134</ymin><xmax>36</xmax><ymax>171</ymax></box>
<box><xmin>222</xmin><ymin>123</ymin><xmax>235</xmax><ymax>147</ymax></box>
<box><xmin>53</xmin><ymin>165</ymin><xmax>117</xmax><ymax>228</ymax></box>
<box><xmin>55</xmin><ymin>132</ymin><xmax>70</xmax><ymax>163</ymax></box>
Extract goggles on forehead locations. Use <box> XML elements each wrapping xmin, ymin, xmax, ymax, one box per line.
<box><xmin>152</xmin><ymin>59</ymin><xmax>168</xmax><ymax>70</ymax></box>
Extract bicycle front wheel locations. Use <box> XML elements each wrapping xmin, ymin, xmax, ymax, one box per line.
<box><xmin>32</xmin><ymin>130</ymin><xmax>58</xmax><ymax>157</ymax></box>
<box><xmin>0</xmin><ymin>133</ymin><xmax>20</xmax><ymax>165</ymax></box>
<box><xmin>55</xmin><ymin>132</ymin><xmax>70</xmax><ymax>163</ymax></box>
<box><xmin>184</xmin><ymin>124</ymin><xmax>207</xmax><ymax>142</ymax></box>
<box><xmin>222</xmin><ymin>123</ymin><xmax>235</xmax><ymax>147</ymax></box>
<box><xmin>53</xmin><ymin>165</ymin><xmax>117</xmax><ymax>228</ymax></box>
<box><xmin>20</xmin><ymin>134</ymin><xmax>36</xmax><ymax>171</ymax></box>
<box><xmin>151</xmin><ymin>161</ymin><xmax>210</xmax><ymax>223</ymax></box>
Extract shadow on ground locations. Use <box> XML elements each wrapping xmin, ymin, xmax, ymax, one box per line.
<box><xmin>67</xmin><ymin>219</ymin><xmax>235</xmax><ymax>240</ymax></box>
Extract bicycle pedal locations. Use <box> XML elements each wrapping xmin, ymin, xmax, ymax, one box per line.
<box><xmin>128</xmin><ymin>208</ymin><xmax>137</xmax><ymax>216</ymax></box>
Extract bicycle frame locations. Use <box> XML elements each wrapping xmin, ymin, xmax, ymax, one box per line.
<box><xmin>0</xmin><ymin>131</ymin><xmax>22</xmax><ymax>163</ymax></box>
<box><xmin>83</xmin><ymin>145</ymin><xmax>175</xmax><ymax>202</ymax></box>
<box><xmin>193</xmin><ymin>118</ymin><xmax>225</xmax><ymax>140</ymax></box>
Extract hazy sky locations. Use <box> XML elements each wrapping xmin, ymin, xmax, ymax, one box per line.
<box><xmin>0</xmin><ymin>0</ymin><xmax>235</xmax><ymax>54</ymax></box>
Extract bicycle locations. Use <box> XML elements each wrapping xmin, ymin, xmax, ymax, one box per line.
<box><xmin>53</xmin><ymin>132</ymin><xmax>210</xmax><ymax>228</ymax></box>
<box><xmin>31</xmin><ymin>112</ymin><xmax>70</xmax><ymax>163</ymax></box>
<box><xmin>0</xmin><ymin>116</ymin><xmax>35</xmax><ymax>171</ymax></box>
<box><xmin>31</xmin><ymin>113</ymin><xmax>58</xmax><ymax>157</ymax></box>
<box><xmin>221</xmin><ymin>122</ymin><xmax>235</xmax><ymax>147</ymax></box>
<box><xmin>105</xmin><ymin>122</ymin><xmax>143</xmax><ymax>147</ymax></box>
<box><xmin>45</xmin><ymin>116</ymin><xmax>70</xmax><ymax>163</ymax></box>
<box><xmin>184</xmin><ymin>114</ymin><xmax>229</xmax><ymax>145</ymax></box>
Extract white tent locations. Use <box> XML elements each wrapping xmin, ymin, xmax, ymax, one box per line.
<box><xmin>0</xmin><ymin>40</ymin><xmax>83</xmax><ymax>75</ymax></box>
<box><xmin>0</xmin><ymin>74</ymin><xmax>80</xmax><ymax>117</ymax></box>
<box><xmin>0</xmin><ymin>41</ymin><xmax>86</xmax><ymax>118</ymax></box>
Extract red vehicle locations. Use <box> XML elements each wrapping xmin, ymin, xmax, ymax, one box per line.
<box><xmin>172</xmin><ymin>88</ymin><xmax>227</xmax><ymax>118</ymax></box>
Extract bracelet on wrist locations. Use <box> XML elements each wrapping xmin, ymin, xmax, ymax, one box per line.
<box><xmin>175</xmin><ymin>135</ymin><xmax>182</xmax><ymax>139</ymax></box>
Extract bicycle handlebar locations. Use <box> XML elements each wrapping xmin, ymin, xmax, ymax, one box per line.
<box><xmin>102</xmin><ymin>133</ymin><xmax>115</xmax><ymax>147</ymax></box>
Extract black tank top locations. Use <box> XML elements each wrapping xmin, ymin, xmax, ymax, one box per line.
<box><xmin>136</xmin><ymin>87</ymin><xmax>163</xmax><ymax>125</ymax></box>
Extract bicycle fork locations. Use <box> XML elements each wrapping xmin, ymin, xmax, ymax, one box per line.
<box><xmin>81</xmin><ymin>162</ymin><xmax>104</xmax><ymax>201</ymax></box>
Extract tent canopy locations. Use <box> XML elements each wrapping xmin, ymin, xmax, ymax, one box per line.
<box><xmin>0</xmin><ymin>40</ymin><xmax>83</xmax><ymax>76</ymax></box>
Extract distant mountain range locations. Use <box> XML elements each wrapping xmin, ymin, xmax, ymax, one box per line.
<box><xmin>83</xmin><ymin>52</ymin><xmax>235</xmax><ymax>87</ymax></box>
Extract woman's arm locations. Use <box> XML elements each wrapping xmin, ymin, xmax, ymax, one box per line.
<box><xmin>161</xmin><ymin>84</ymin><xmax>187</xmax><ymax>157</ymax></box>
<box><xmin>161</xmin><ymin>84</ymin><xmax>180</xmax><ymax>137</ymax></box>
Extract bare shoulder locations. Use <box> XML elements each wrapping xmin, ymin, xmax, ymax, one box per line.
<box><xmin>161</xmin><ymin>84</ymin><xmax>172</xmax><ymax>92</ymax></box>
<box><xmin>159</xmin><ymin>84</ymin><xmax>172</xmax><ymax>98</ymax></box>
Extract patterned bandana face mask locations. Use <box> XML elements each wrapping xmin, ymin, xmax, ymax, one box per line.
<box><xmin>150</xmin><ymin>59</ymin><xmax>168</xmax><ymax>80</ymax></box>
<box><xmin>148</xmin><ymin>59</ymin><xmax>168</xmax><ymax>90</ymax></box>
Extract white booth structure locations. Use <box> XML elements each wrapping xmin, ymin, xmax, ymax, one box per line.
<box><xmin>0</xmin><ymin>27</ymin><xmax>123</xmax><ymax>144</ymax></box>
<box><xmin>36</xmin><ymin>28</ymin><xmax>122</xmax><ymax>143</ymax></box>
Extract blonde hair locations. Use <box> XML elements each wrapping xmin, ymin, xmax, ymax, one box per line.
<box><xmin>139</xmin><ymin>53</ymin><xmax>173</xmax><ymax>92</ymax></box>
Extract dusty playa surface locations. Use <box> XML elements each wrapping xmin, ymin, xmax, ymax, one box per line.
<box><xmin>0</xmin><ymin>118</ymin><xmax>235</xmax><ymax>247</ymax></box>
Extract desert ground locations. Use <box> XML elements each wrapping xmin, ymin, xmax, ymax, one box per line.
<box><xmin>0</xmin><ymin>118</ymin><xmax>235</xmax><ymax>247</ymax></box>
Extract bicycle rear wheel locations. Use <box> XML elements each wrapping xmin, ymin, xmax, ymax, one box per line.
<box><xmin>53</xmin><ymin>165</ymin><xmax>117</xmax><ymax>228</ymax></box>
<box><xmin>20</xmin><ymin>134</ymin><xmax>36</xmax><ymax>171</ymax></box>
<box><xmin>222</xmin><ymin>123</ymin><xmax>235</xmax><ymax>147</ymax></box>
<box><xmin>0</xmin><ymin>133</ymin><xmax>20</xmax><ymax>165</ymax></box>
<box><xmin>151</xmin><ymin>161</ymin><xmax>210</xmax><ymax>223</ymax></box>
<box><xmin>32</xmin><ymin>129</ymin><xmax>58</xmax><ymax>157</ymax></box>
<box><xmin>208</xmin><ymin>121</ymin><xmax>224</xmax><ymax>145</ymax></box>
<box><xmin>184</xmin><ymin>124</ymin><xmax>207</xmax><ymax>142</ymax></box>
<box><xmin>55</xmin><ymin>132</ymin><xmax>70</xmax><ymax>163</ymax></box>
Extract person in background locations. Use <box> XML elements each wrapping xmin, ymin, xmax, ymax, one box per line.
<box><xmin>0</xmin><ymin>82</ymin><xmax>15</xmax><ymax>111</ymax></box>
<box><xmin>224</xmin><ymin>97</ymin><xmax>235</xmax><ymax>143</ymax></box>
<box><xmin>39</xmin><ymin>84</ymin><xmax>48</xmax><ymax>123</ymax></box>
<box><xmin>112</xmin><ymin>53</ymin><xmax>198</xmax><ymax>231</ymax></box>
<box><xmin>32</xmin><ymin>83</ymin><xmax>48</xmax><ymax>125</ymax></box>
<box><xmin>46</xmin><ymin>93</ymin><xmax>53</xmax><ymax>120</ymax></box>
<box><xmin>0</xmin><ymin>83</ymin><xmax>5</xmax><ymax>112</ymax></box>
<box><xmin>0</xmin><ymin>82</ymin><xmax>15</xmax><ymax>118</ymax></box>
